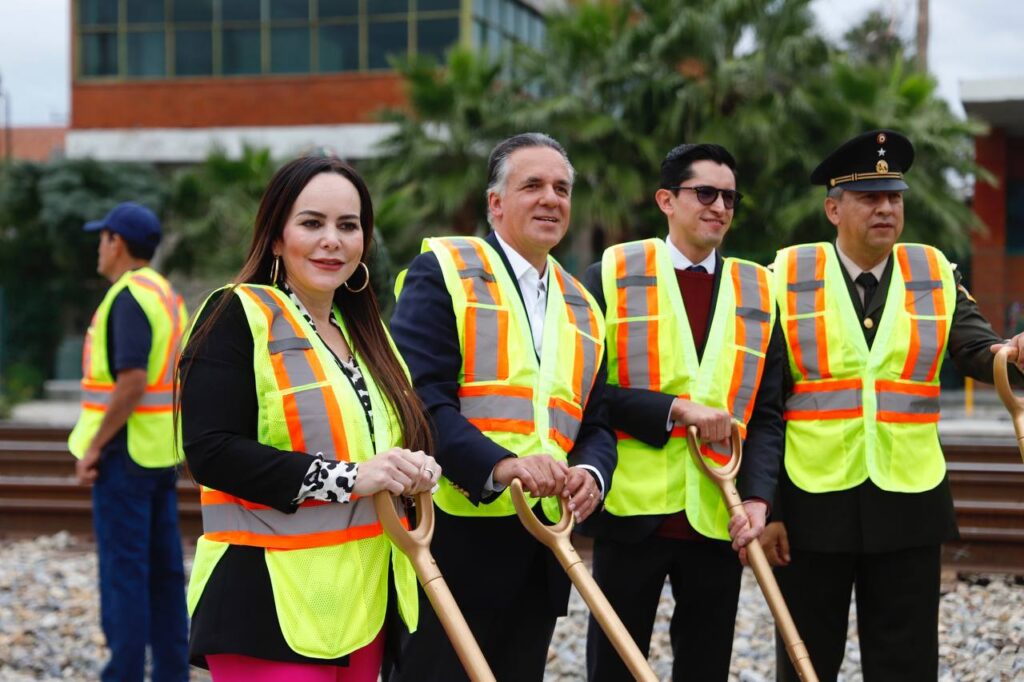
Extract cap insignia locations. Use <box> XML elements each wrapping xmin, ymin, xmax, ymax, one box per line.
<box><xmin>877</xmin><ymin>132</ymin><xmax>887</xmax><ymax>144</ymax></box>
<box><xmin>876</xmin><ymin>159</ymin><xmax>889</xmax><ymax>173</ymax></box>
<box><xmin>878</xmin><ymin>147</ymin><xmax>886</xmax><ymax>157</ymax></box>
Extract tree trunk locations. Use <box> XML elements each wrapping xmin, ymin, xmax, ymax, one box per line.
<box><xmin>916</xmin><ymin>0</ymin><xmax>929</xmax><ymax>72</ymax></box>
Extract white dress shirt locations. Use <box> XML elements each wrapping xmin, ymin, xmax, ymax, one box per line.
<box><xmin>484</xmin><ymin>233</ymin><xmax>605</xmax><ymax>497</ymax></box>
<box><xmin>835</xmin><ymin>242</ymin><xmax>889</xmax><ymax>306</ymax></box>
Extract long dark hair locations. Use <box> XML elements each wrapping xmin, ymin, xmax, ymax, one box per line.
<box><xmin>177</xmin><ymin>156</ymin><xmax>432</xmax><ymax>455</ymax></box>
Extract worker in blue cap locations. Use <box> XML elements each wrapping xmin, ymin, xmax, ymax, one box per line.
<box><xmin>68</xmin><ymin>202</ymin><xmax>190</xmax><ymax>681</ymax></box>
<box><xmin>763</xmin><ymin>130</ymin><xmax>1024</xmax><ymax>680</ymax></box>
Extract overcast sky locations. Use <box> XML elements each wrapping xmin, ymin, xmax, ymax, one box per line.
<box><xmin>0</xmin><ymin>0</ymin><xmax>1021</xmax><ymax>126</ymax></box>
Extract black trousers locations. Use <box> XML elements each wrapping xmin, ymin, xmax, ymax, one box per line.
<box><xmin>775</xmin><ymin>544</ymin><xmax>941</xmax><ymax>681</ymax></box>
<box><xmin>586</xmin><ymin>534</ymin><xmax>743</xmax><ymax>682</ymax></box>
<box><xmin>389</xmin><ymin>586</ymin><xmax>557</xmax><ymax>682</ymax></box>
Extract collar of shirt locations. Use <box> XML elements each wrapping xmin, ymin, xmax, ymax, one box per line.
<box><xmin>835</xmin><ymin>242</ymin><xmax>888</xmax><ymax>284</ymax></box>
<box><xmin>495</xmin><ymin>232</ymin><xmax>549</xmax><ymax>297</ymax></box>
<box><xmin>665</xmin><ymin>236</ymin><xmax>716</xmax><ymax>274</ymax></box>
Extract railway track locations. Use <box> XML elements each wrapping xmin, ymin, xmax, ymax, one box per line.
<box><xmin>1</xmin><ymin>424</ymin><xmax>1022</xmax><ymax>573</ymax></box>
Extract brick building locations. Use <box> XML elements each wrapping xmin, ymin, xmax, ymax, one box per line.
<box><xmin>66</xmin><ymin>0</ymin><xmax>558</xmax><ymax>162</ymax></box>
<box><xmin>962</xmin><ymin>77</ymin><xmax>1024</xmax><ymax>337</ymax></box>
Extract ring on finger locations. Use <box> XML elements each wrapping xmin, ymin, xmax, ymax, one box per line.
<box><xmin>425</xmin><ymin>467</ymin><xmax>435</xmax><ymax>477</ymax></box>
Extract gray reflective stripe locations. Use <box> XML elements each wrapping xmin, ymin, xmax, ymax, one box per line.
<box><xmin>793</xmin><ymin>246</ymin><xmax>823</xmax><ymax>315</ymax></box>
<box><xmin>451</xmin><ymin>239</ymin><xmax>500</xmax><ymax>306</ymax></box>
<box><xmin>245</xmin><ymin>286</ymin><xmax>336</xmax><ymax>458</ymax></box>
<box><xmin>557</xmin><ymin>268</ymin><xmax>600</xmax><ymax>397</ymax></box>
<box><xmin>579</xmin><ymin>331</ymin><xmax>598</xmax><ymax>400</ymax></box>
<box><xmin>618</xmin><ymin>243</ymin><xmax>654</xmax><ymax>388</ymax></box>
<box><xmin>790</xmin><ymin>247</ymin><xmax>825</xmax><ymax>380</ymax></box>
<box><xmin>202</xmin><ymin>496</ymin><xmax>380</xmax><ymax>537</ymax></box>
<box><xmin>458</xmin><ymin>267</ymin><xmax>495</xmax><ymax>282</ymax></box>
<box><xmin>899</xmin><ymin>245</ymin><xmax>937</xmax><ymax>316</ymax></box>
<box><xmin>909</xmin><ymin>318</ymin><xmax>941</xmax><ymax>381</ymax></box>
<box><xmin>619</xmin><ymin>275</ymin><xmax>657</xmax><ymax>288</ymax></box>
<box><xmin>459</xmin><ymin>393</ymin><xmax>533</xmax><ymax>421</ymax></box>
<box><xmin>548</xmin><ymin>406</ymin><xmax>582</xmax><ymax>443</ymax></box>
<box><xmin>731</xmin><ymin>350</ymin><xmax>762</xmax><ymax>422</ymax></box>
<box><xmin>737</xmin><ymin>307</ymin><xmax>771</xmax><ymax>323</ymax></box>
<box><xmin>876</xmin><ymin>389</ymin><xmax>940</xmax><ymax>415</ymax></box>
<box><xmin>785</xmin><ymin>388</ymin><xmax>861</xmax><ymax>413</ymax></box>
<box><xmin>269</xmin><ymin>337</ymin><xmax>314</xmax><ymax>354</ymax></box>
<box><xmin>707</xmin><ymin>440</ymin><xmax>731</xmax><ymax>458</ymax></box>
<box><xmin>469</xmin><ymin>305</ymin><xmax>502</xmax><ymax>381</ymax></box>
<box><xmin>730</xmin><ymin>263</ymin><xmax>770</xmax><ymax>421</ymax></box>
<box><xmin>82</xmin><ymin>387</ymin><xmax>172</xmax><ymax>408</ymax></box>
<box><xmin>905</xmin><ymin>280</ymin><xmax>942</xmax><ymax>291</ymax></box>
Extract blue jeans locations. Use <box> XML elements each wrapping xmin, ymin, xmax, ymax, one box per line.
<box><xmin>93</xmin><ymin>448</ymin><xmax>189</xmax><ymax>682</ymax></box>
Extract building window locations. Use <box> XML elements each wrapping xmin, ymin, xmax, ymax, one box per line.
<box><xmin>77</xmin><ymin>0</ymin><xmax>470</xmax><ymax>79</ymax></box>
<box><xmin>471</xmin><ymin>0</ymin><xmax>544</xmax><ymax>60</ymax></box>
<box><xmin>1007</xmin><ymin>181</ymin><xmax>1024</xmax><ymax>255</ymax></box>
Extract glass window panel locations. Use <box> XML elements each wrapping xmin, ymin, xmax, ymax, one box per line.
<box><xmin>418</xmin><ymin>0</ymin><xmax>460</xmax><ymax>10</ymax></box>
<box><xmin>80</xmin><ymin>0</ymin><xmax>118</xmax><ymax>26</ymax></box>
<box><xmin>534</xmin><ymin>19</ymin><xmax>545</xmax><ymax>48</ymax></box>
<box><xmin>126</xmin><ymin>0</ymin><xmax>164</xmax><ymax>24</ymax></box>
<box><xmin>223</xmin><ymin>27</ymin><xmax>261</xmax><ymax>74</ymax></box>
<box><xmin>319</xmin><ymin>0</ymin><xmax>359</xmax><ymax>18</ymax></box>
<box><xmin>487</xmin><ymin>27</ymin><xmax>503</xmax><ymax>60</ymax></box>
<box><xmin>127</xmin><ymin>30</ymin><xmax>166</xmax><ymax>76</ymax></box>
<box><xmin>82</xmin><ymin>31</ymin><xmax>119</xmax><ymax>76</ymax></box>
<box><xmin>173</xmin><ymin>0</ymin><xmax>213</xmax><ymax>22</ymax></box>
<box><xmin>270</xmin><ymin>26</ymin><xmax>311</xmax><ymax>72</ymax></box>
<box><xmin>175</xmin><ymin>29</ymin><xmax>213</xmax><ymax>75</ymax></box>
<box><xmin>370</xmin><ymin>0</ymin><xmax>407</xmax><ymax>15</ymax></box>
<box><xmin>368</xmin><ymin>20</ymin><xmax>407</xmax><ymax>69</ymax></box>
<box><xmin>514</xmin><ymin>5</ymin><xmax>528</xmax><ymax>40</ymax></box>
<box><xmin>223</xmin><ymin>0</ymin><xmax>262</xmax><ymax>21</ymax></box>
<box><xmin>270</xmin><ymin>0</ymin><xmax>308</xmax><ymax>20</ymax></box>
<box><xmin>501</xmin><ymin>0</ymin><xmax>513</xmax><ymax>27</ymax></box>
<box><xmin>486</xmin><ymin>0</ymin><xmax>500</xmax><ymax>24</ymax></box>
<box><xmin>319</xmin><ymin>24</ymin><xmax>359</xmax><ymax>72</ymax></box>
<box><xmin>417</xmin><ymin>18</ymin><xmax>459</xmax><ymax>61</ymax></box>
<box><xmin>472</xmin><ymin>0</ymin><xmax>487</xmax><ymax>19</ymax></box>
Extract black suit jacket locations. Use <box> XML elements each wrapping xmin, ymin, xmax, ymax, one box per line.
<box><xmin>578</xmin><ymin>249</ymin><xmax>787</xmax><ymax>543</ymax></box>
<box><xmin>776</xmin><ymin>243</ymin><xmax>1018</xmax><ymax>553</ymax></box>
<box><xmin>389</xmin><ymin>231</ymin><xmax>617</xmax><ymax>612</ymax></box>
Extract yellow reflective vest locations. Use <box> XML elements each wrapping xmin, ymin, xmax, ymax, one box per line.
<box><xmin>68</xmin><ymin>267</ymin><xmax>186</xmax><ymax>468</ymax></box>
<box><xmin>600</xmin><ymin>239</ymin><xmax>775</xmax><ymax>540</ymax></box>
<box><xmin>410</xmin><ymin>236</ymin><xmax>605</xmax><ymax>522</ymax></box>
<box><xmin>774</xmin><ymin>243</ymin><xmax>954</xmax><ymax>493</ymax></box>
<box><xmin>185</xmin><ymin>285</ymin><xmax>418</xmax><ymax>660</ymax></box>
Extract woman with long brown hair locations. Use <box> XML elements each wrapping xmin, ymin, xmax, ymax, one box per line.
<box><xmin>177</xmin><ymin>156</ymin><xmax>438</xmax><ymax>682</ymax></box>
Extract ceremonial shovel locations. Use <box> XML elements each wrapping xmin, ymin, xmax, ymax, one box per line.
<box><xmin>509</xmin><ymin>479</ymin><xmax>658</xmax><ymax>682</ymax></box>
<box><xmin>685</xmin><ymin>423</ymin><xmax>819</xmax><ymax>682</ymax></box>
<box><xmin>993</xmin><ymin>346</ymin><xmax>1024</xmax><ymax>463</ymax></box>
<box><xmin>374</xmin><ymin>491</ymin><xmax>496</xmax><ymax>682</ymax></box>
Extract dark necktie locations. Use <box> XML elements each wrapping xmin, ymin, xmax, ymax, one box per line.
<box><xmin>686</xmin><ymin>265</ymin><xmax>707</xmax><ymax>273</ymax></box>
<box><xmin>855</xmin><ymin>272</ymin><xmax>878</xmax><ymax>312</ymax></box>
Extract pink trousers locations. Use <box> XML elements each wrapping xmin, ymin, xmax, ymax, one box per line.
<box><xmin>207</xmin><ymin>629</ymin><xmax>385</xmax><ymax>682</ymax></box>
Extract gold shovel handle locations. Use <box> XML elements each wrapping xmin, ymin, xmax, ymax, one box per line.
<box><xmin>994</xmin><ymin>347</ymin><xmax>1024</xmax><ymax>463</ymax></box>
<box><xmin>509</xmin><ymin>479</ymin><xmax>657</xmax><ymax>682</ymax></box>
<box><xmin>374</xmin><ymin>490</ymin><xmax>495</xmax><ymax>682</ymax></box>
<box><xmin>685</xmin><ymin>424</ymin><xmax>819</xmax><ymax>682</ymax></box>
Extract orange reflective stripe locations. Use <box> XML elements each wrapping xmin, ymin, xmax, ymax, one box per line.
<box><xmin>896</xmin><ymin>245</ymin><xmax>947</xmax><ymax>383</ymax></box>
<box><xmin>131</xmin><ymin>274</ymin><xmax>181</xmax><ymax>386</ymax></box>
<box><xmin>728</xmin><ymin>263</ymin><xmax>772</xmax><ymax>424</ymax></box>
<box><xmin>614</xmin><ymin>245</ymin><xmax>630</xmax><ymax>386</ymax></box>
<box><xmin>458</xmin><ymin>384</ymin><xmax>533</xmax><ymax>399</ymax></box>
<box><xmin>875</xmin><ymin>380</ymin><xmax>941</xmax><ymax>423</ymax></box>
<box><xmin>612</xmin><ymin>242</ymin><xmax>660</xmax><ymax>389</ymax></box>
<box><xmin>785</xmin><ymin>246</ymin><xmax>831</xmax><ymax>381</ymax></box>
<box><xmin>784</xmin><ymin>378</ymin><xmax>863</xmax><ymax>420</ymax></box>
<box><xmin>466</xmin><ymin>417</ymin><xmax>535</xmax><ymax>434</ymax></box>
<box><xmin>204</xmin><ymin>518</ymin><xmax>409</xmax><ymax>551</ymax></box>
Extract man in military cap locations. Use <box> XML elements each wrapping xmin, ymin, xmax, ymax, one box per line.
<box><xmin>762</xmin><ymin>130</ymin><xmax>1024</xmax><ymax>680</ymax></box>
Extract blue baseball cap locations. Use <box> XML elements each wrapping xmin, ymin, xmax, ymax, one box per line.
<box><xmin>84</xmin><ymin>202</ymin><xmax>162</xmax><ymax>247</ymax></box>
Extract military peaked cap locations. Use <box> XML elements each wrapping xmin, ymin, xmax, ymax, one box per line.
<box><xmin>810</xmin><ymin>129</ymin><xmax>914</xmax><ymax>191</ymax></box>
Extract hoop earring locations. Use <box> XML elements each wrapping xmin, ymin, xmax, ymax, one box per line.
<box><xmin>270</xmin><ymin>255</ymin><xmax>281</xmax><ymax>284</ymax></box>
<box><xmin>344</xmin><ymin>261</ymin><xmax>370</xmax><ymax>293</ymax></box>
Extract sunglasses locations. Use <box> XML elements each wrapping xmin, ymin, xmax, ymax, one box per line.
<box><xmin>667</xmin><ymin>185</ymin><xmax>743</xmax><ymax>210</ymax></box>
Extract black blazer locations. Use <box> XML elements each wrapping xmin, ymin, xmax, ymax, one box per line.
<box><xmin>389</xmin><ymin>231</ymin><xmax>617</xmax><ymax>612</ymax></box>
<box><xmin>775</xmin><ymin>243</ymin><xmax>1019</xmax><ymax>554</ymax></box>
<box><xmin>578</xmin><ymin>249</ymin><xmax>787</xmax><ymax>543</ymax></box>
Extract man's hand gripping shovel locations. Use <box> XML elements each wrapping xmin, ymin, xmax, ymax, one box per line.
<box><xmin>686</xmin><ymin>422</ymin><xmax>819</xmax><ymax>682</ymax></box>
<box><xmin>373</xmin><ymin>492</ymin><xmax>496</xmax><ymax>682</ymax></box>
<box><xmin>994</xmin><ymin>347</ymin><xmax>1024</xmax><ymax>463</ymax></box>
<box><xmin>509</xmin><ymin>479</ymin><xmax>658</xmax><ymax>682</ymax></box>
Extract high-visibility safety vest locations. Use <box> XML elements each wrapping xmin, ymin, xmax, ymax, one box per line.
<box><xmin>774</xmin><ymin>242</ymin><xmax>955</xmax><ymax>494</ymax></box>
<box><xmin>68</xmin><ymin>267</ymin><xmax>186</xmax><ymax>468</ymax></box>
<box><xmin>411</xmin><ymin>236</ymin><xmax>605</xmax><ymax>522</ymax></box>
<box><xmin>600</xmin><ymin>239</ymin><xmax>775</xmax><ymax>540</ymax></box>
<box><xmin>184</xmin><ymin>284</ymin><xmax>419</xmax><ymax>660</ymax></box>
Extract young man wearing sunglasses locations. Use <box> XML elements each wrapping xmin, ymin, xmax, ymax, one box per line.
<box><xmin>763</xmin><ymin>129</ymin><xmax>1024</xmax><ymax>680</ymax></box>
<box><xmin>580</xmin><ymin>143</ymin><xmax>786</xmax><ymax>681</ymax></box>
